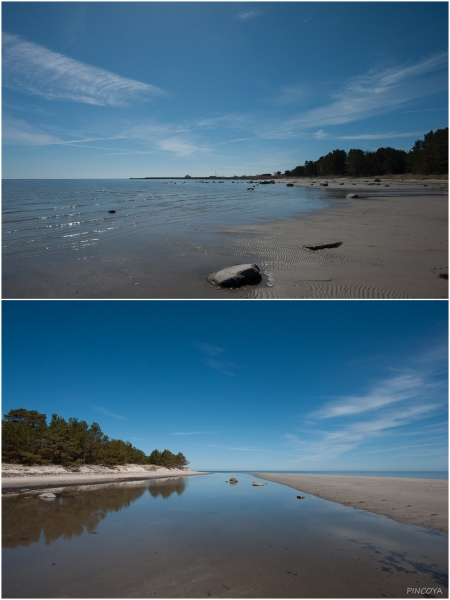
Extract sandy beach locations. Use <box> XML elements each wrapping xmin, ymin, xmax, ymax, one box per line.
<box><xmin>251</xmin><ymin>473</ymin><xmax>448</xmax><ymax>533</ymax></box>
<box><xmin>1</xmin><ymin>463</ymin><xmax>206</xmax><ymax>494</ymax></box>
<box><xmin>215</xmin><ymin>177</ymin><xmax>447</xmax><ymax>299</ymax></box>
<box><xmin>3</xmin><ymin>177</ymin><xmax>447</xmax><ymax>300</ymax></box>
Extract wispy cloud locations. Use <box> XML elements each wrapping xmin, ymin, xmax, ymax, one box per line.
<box><xmin>3</xmin><ymin>32</ymin><xmax>166</xmax><ymax>107</ymax></box>
<box><xmin>196</xmin><ymin>342</ymin><xmax>235</xmax><ymax>376</ymax></box>
<box><xmin>196</xmin><ymin>343</ymin><xmax>224</xmax><ymax>357</ymax></box>
<box><xmin>204</xmin><ymin>359</ymin><xmax>236</xmax><ymax>377</ymax></box>
<box><xmin>337</xmin><ymin>131</ymin><xmax>424</xmax><ymax>140</ymax></box>
<box><xmin>271</xmin><ymin>85</ymin><xmax>310</xmax><ymax>106</ymax></box>
<box><xmin>91</xmin><ymin>405</ymin><xmax>127</xmax><ymax>420</ymax></box>
<box><xmin>170</xmin><ymin>431</ymin><xmax>219</xmax><ymax>436</ymax></box>
<box><xmin>250</xmin><ymin>52</ymin><xmax>448</xmax><ymax>140</ymax></box>
<box><xmin>287</xmin><ymin>358</ymin><xmax>447</xmax><ymax>465</ymax></box>
<box><xmin>157</xmin><ymin>136</ymin><xmax>204</xmax><ymax>157</ymax></box>
<box><xmin>2</xmin><ymin>115</ymin><xmax>63</xmax><ymax>146</ymax></box>
<box><xmin>311</xmin><ymin>372</ymin><xmax>431</xmax><ymax>419</ymax></box>
<box><xmin>234</xmin><ymin>10</ymin><xmax>260</xmax><ymax>21</ymax></box>
<box><xmin>294</xmin><ymin>52</ymin><xmax>448</xmax><ymax>129</ymax></box>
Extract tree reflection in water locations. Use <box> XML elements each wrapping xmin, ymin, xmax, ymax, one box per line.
<box><xmin>3</xmin><ymin>477</ymin><xmax>187</xmax><ymax>549</ymax></box>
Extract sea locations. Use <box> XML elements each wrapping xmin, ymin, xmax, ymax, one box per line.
<box><xmin>236</xmin><ymin>470</ymin><xmax>449</xmax><ymax>480</ymax></box>
<box><xmin>2</xmin><ymin>472</ymin><xmax>448</xmax><ymax>598</ymax></box>
<box><xmin>2</xmin><ymin>178</ymin><xmax>335</xmax><ymax>299</ymax></box>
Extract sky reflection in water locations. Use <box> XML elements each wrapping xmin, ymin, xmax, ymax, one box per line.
<box><xmin>2</xmin><ymin>473</ymin><xmax>448</xmax><ymax>598</ymax></box>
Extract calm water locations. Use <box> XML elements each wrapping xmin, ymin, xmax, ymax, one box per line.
<box><xmin>3</xmin><ymin>473</ymin><xmax>448</xmax><ymax>598</ymax></box>
<box><xmin>250</xmin><ymin>471</ymin><xmax>449</xmax><ymax>480</ymax></box>
<box><xmin>2</xmin><ymin>179</ymin><xmax>329</xmax><ymax>260</ymax></box>
<box><xmin>2</xmin><ymin>179</ymin><xmax>333</xmax><ymax>299</ymax></box>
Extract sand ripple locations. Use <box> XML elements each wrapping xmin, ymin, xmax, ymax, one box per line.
<box><xmin>299</xmin><ymin>283</ymin><xmax>408</xmax><ymax>299</ymax></box>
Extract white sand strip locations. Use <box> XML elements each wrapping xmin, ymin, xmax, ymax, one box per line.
<box><xmin>2</xmin><ymin>463</ymin><xmax>207</xmax><ymax>493</ymax></box>
<box><xmin>250</xmin><ymin>473</ymin><xmax>448</xmax><ymax>533</ymax></box>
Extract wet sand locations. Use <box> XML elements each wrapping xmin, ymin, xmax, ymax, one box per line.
<box><xmin>3</xmin><ymin>178</ymin><xmax>447</xmax><ymax>299</ymax></box>
<box><xmin>217</xmin><ymin>178</ymin><xmax>447</xmax><ymax>299</ymax></box>
<box><xmin>251</xmin><ymin>473</ymin><xmax>448</xmax><ymax>533</ymax></box>
<box><xmin>2</xmin><ymin>463</ymin><xmax>206</xmax><ymax>494</ymax></box>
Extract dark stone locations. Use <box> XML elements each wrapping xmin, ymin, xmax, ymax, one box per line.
<box><xmin>287</xmin><ymin>183</ymin><xmax>294</xmax><ymax>187</ymax></box>
<box><xmin>208</xmin><ymin>264</ymin><xmax>262</xmax><ymax>288</ymax></box>
<box><xmin>108</xmin><ymin>210</ymin><xmax>116</xmax><ymax>214</ymax></box>
<box><xmin>320</xmin><ymin>182</ymin><xmax>328</xmax><ymax>186</ymax></box>
<box><xmin>297</xmin><ymin>496</ymin><xmax>305</xmax><ymax>499</ymax></box>
<box><xmin>347</xmin><ymin>193</ymin><xmax>359</xmax><ymax>198</ymax></box>
<box><xmin>260</xmin><ymin>180</ymin><xmax>275</xmax><ymax>184</ymax></box>
<box><xmin>304</xmin><ymin>241</ymin><xmax>343</xmax><ymax>251</ymax></box>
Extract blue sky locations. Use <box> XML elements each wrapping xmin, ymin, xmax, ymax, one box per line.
<box><xmin>2</xmin><ymin>301</ymin><xmax>448</xmax><ymax>472</ymax></box>
<box><xmin>2</xmin><ymin>2</ymin><xmax>448</xmax><ymax>178</ymax></box>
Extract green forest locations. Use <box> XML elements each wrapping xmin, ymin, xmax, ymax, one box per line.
<box><xmin>284</xmin><ymin>128</ymin><xmax>448</xmax><ymax>178</ymax></box>
<box><xmin>2</xmin><ymin>408</ymin><xmax>189</xmax><ymax>469</ymax></box>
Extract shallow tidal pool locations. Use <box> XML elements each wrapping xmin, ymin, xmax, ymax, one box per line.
<box><xmin>2</xmin><ymin>472</ymin><xmax>448</xmax><ymax>598</ymax></box>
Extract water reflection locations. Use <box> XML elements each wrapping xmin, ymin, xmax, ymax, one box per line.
<box><xmin>148</xmin><ymin>478</ymin><xmax>186</xmax><ymax>499</ymax></box>
<box><xmin>3</xmin><ymin>477</ymin><xmax>187</xmax><ymax>549</ymax></box>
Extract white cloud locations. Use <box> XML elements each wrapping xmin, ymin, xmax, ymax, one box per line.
<box><xmin>298</xmin><ymin>52</ymin><xmax>448</xmax><ymax>129</ymax></box>
<box><xmin>204</xmin><ymin>359</ymin><xmax>236</xmax><ymax>377</ymax></box>
<box><xmin>312</xmin><ymin>372</ymin><xmax>428</xmax><ymax>419</ymax></box>
<box><xmin>170</xmin><ymin>431</ymin><xmax>219</xmax><ymax>436</ymax></box>
<box><xmin>196</xmin><ymin>343</ymin><xmax>224</xmax><ymax>357</ymax></box>
<box><xmin>287</xmin><ymin>359</ymin><xmax>447</xmax><ymax>465</ymax></box>
<box><xmin>272</xmin><ymin>85</ymin><xmax>310</xmax><ymax>106</ymax></box>
<box><xmin>157</xmin><ymin>136</ymin><xmax>203</xmax><ymax>157</ymax></box>
<box><xmin>337</xmin><ymin>131</ymin><xmax>424</xmax><ymax>140</ymax></box>
<box><xmin>2</xmin><ymin>32</ymin><xmax>166</xmax><ymax>107</ymax></box>
<box><xmin>2</xmin><ymin>116</ymin><xmax>63</xmax><ymax>145</ymax></box>
<box><xmin>91</xmin><ymin>405</ymin><xmax>127</xmax><ymax>420</ymax></box>
<box><xmin>249</xmin><ymin>52</ymin><xmax>447</xmax><ymax>140</ymax></box>
<box><xmin>234</xmin><ymin>10</ymin><xmax>260</xmax><ymax>21</ymax></box>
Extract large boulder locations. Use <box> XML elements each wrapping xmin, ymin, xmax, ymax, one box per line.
<box><xmin>208</xmin><ymin>264</ymin><xmax>262</xmax><ymax>288</ymax></box>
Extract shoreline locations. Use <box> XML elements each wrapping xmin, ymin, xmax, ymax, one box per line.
<box><xmin>2</xmin><ymin>177</ymin><xmax>447</xmax><ymax>299</ymax></box>
<box><xmin>250</xmin><ymin>473</ymin><xmax>448</xmax><ymax>533</ymax></box>
<box><xmin>222</xmin><ymin>178</ymin><xmax>447</xmax><ymax>299</ymax></box>
<box><xmin>2</xmin><ymin>463</ymin><xmax>208</xmax><ymax>494</ymax></box>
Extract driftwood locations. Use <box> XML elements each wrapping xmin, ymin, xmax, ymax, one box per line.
<box><xmin>304</xmin><ymin>241</ymin><xmax>343</xmax><ymax>251</ymax></box>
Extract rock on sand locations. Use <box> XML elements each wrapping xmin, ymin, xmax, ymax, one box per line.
<box><xmin>208</xmin><ymin>264</ymin><xmax>262</xmax><ymax>288</ymax></box>
<box><xmin>39</xmin><ymin>493</ymin><xmax>56</xmax><ymax>500</ymax></box>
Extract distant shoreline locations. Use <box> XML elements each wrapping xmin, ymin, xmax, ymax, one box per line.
<box><xmin>251</xmin><ymin>472</ymin><xmax>448</xmax><ymax>533</ymax></box>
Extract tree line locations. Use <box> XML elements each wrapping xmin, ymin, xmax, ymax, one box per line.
<box><xmin>2</xmin><ymin>408</ymin><xmax>189</xmax><ymax>468</ymax></box>
<box><xmin>284</xmin><ymin>128</ymin><xmax>448</xmax><ymax>178</ymax></box>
